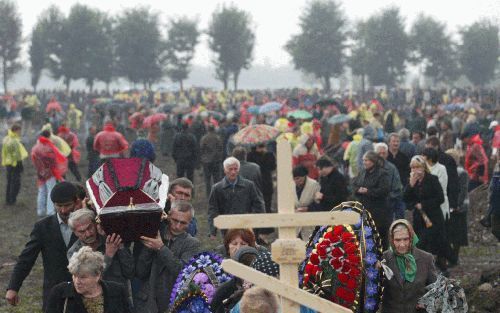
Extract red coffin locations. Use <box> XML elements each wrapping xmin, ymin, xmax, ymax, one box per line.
<box><xmin>86</xmin><ymin>158</ymin><xmax>169</xmax><ymax>242</ymax></box>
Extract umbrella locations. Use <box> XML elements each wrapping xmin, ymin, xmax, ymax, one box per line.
<box><xmin>142</xmin><ymin>113</ymin><xmax>168</xmax><ymax>128</ymax></box>
<box><xmin>231</xmin><ymin>124</ymin><xmax>280</xmax><ymax>146</ymax></box>
<box><xmin>287</xmin><ymin>110</ymin><xmax>312</xmax><ymax>119</ymax></box>
<box><xmin>247</xmin><ymin>106</ymin><xmax>260</xmax><ymax>115</ymax></box>
<box><xmin>46</xmin><ymin>100</ymin><xmax>62</xmax><ymax>113</ymax></box>
<box><xmin>259</xmin><ymin>101</ymin><xmax>282</xmax><ymax>114</ymax></box>
<box><xmin>172</xmin><ymin>103</ymin><xmax>191</xmax><ymax>114</ymax></box>
<box><xmin>327</xmin><ymin>114</ymin><xmax>352</xmax><ymax>125</ymax></box>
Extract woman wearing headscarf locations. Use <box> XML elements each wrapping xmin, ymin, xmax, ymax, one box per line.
<box><xmin>381</xmin><ymin>219</ymin><xmax>437</xmax><ymax>313</ymax></box>
<box><xmin>293</xmin><ymin>134</ymin><xmax>321</xmax><ymax>179</ymax></box>
<box><xmin>404</xmin><ymin>155</ymin><xmax>447</xmax><ymax>272</ymax></box>
<box><xmin>352</xmin><ymin>151</ymin><xmax>391</xmax><ymax>248</ymax></box>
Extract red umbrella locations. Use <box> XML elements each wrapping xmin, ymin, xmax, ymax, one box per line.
<box><xmin>128</xmin><ymin>112</ymin><xmax>145</xmax><ymax>129</ymax></box>
<box><xmin>46</xmin><ymin>99</ymin><xmax>62</xmax><ymax>113</ymax></box>
<box><xmin>142</xmin><ymin>113</ymin><xmax>168</xmax><ymax>128</ymax></box>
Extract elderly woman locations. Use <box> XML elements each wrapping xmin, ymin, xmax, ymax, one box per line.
<box><xmin>352</xmin><ymin>151</ymin><xmax>391</xmax><ymax>247</ymax></box>
<box><xmin>382</xmin><ymin>219</ymin><xmax>437</xmax><ymax>313</ymax></box>
<box><xmin>293</xmin><ymin>134</ymin><xmax>320</xmax><ymax>179</ymax></box>
<box><xmin>404</xmin><ymin>155</ymin><xmax>447</xmax><ymax>272</ymax></box>
<box><xmin>214</xmin><ymin>228</ymin><xmax>268</xmax><ymax>259</ymax></box>
<box><xmin>46</xmin><ymin>246</ymin><xmax>131</xmax><ymax>313</ymax></box>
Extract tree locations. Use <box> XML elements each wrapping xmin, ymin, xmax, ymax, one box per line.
<box><xmin>459</xmin><ymin>20</ymin><xmax>499</xmax><ymax>87</ymax></box>
<box><xmin>114</xmin><ymin>7</ymin><xmax>164</xmax><ymax>88</ymax></box>
<box><xmin>208</xmin><ymin>5</ymin><xmax>255</xmax><ymax>90</ymax></box>
<box><xmin>350</xmin><ymin>21</ymin><xmax>370</xmax><ymax>97</ymax></box>
<box><xmin>0</xmin><ymin>0</ymin><xmax>22</xmax><ymax>93</ymax></box>
<box><xmin>165</xmin><ymin>17</ymin><xmax>200</xmax><ymax>91</ymax></box>
<box><xmin>410</xmin><ymin>14</ymin><xmax>459</xmax><ymax>84</ymax></box>
<box><xmin>362</xmin><ymin>7</ymin><xmax>409</xmax><ymax>88</ymax></box>
<box><xmin>285</xmin><ymin>0</ymin><xmax>348</xmax><ymax>92</ymax></box>
<box><xmin>29</xmin><ymin>25</ymin><xmax>45</xmax><ymax>91</ymax></box>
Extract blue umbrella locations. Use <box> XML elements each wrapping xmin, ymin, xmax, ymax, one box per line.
<box><xmin>327</xmin><ymin>114</ymin><xmax>351</xmax><ymax>125</ymax></box>
<box><xmin>247</xmin><ymin>106</ymin><xmax>260</xmax><ymax>115</ymax></box>
<box><xmin>259</xmin><ymin>101</ymin><xmax>282</xmax><ymax>114</ymax></box>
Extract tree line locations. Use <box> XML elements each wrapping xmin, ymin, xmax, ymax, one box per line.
<box><xmin>0</xmin><ymin>0</ymin><xmax>498</xmax><ymax>93</ymax></box>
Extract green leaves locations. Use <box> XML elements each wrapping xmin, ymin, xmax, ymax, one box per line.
<box><xmin>459</xmin><ymin>21</ymin><xmax>499</xmax><ymax>86</ymax></box>
<box><xmin>207</xmin><ymin>5</ymin><xmax>255</xmax><ymax>90</ymax></box>
<box><xmin>285</xmin><ymin>0</ymin><xmax>348</xmax><ymax>91</ymax></box>
<box><xmin>0</xmin><ymin>0</ymin><xmax>22</xmax><ymax>92</ymax></box>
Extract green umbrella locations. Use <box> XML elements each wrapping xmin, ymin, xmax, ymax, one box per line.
<box><xmin>287</xmin><ymin>110</ymin><xmax>313</xmax><ymax>119</ymax></box>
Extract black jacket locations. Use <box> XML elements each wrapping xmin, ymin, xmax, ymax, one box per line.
<box><xmin>7</xmin><ymin>214</ymin><xmax>77</xmax><ymax>309</ymax></box>
<box><xmin>45</xmin><ymin>280</ymin><xmax>131</xmax><ymax>313</ymax></box>
<box><xmin>317</xmin><ymin>168</ymin><xmax>348</xmax><ymax>211</ymax></box>
<box><xmin>208</xmin><ymin>176</ymin><xmax>265</xmax><ymax>236</ymax></box>
<box><xmin>172</xmin><ymin>130</ymin><xmax>198</xmax><ymax>164</ymax></box>
<box><xmin>352</xmin><ymin>166</ymin><xmax>391</xmax><ymax>229</ymax></box>
<box><xmin>247</xmin><ymin>150</ymin><xmax>276</xmax><ymax>193</ymax></box>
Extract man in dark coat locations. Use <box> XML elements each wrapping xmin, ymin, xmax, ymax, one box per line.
<box><xmin>314</xmin><ymin>156</ymin><xmax>348</xmax><ymax>211</ymax></box>
<box><xmin>172</xmin><ymin>123</ymin><xmax>198</xmax><ymax>182</ymax></box>
<box><xmin>135</xmin><ymin>201</ymin><xmax>201</xmax><ymax>313</ymax></box>
<box><xmin>200</xmin><ymin>125</ymin><xmax>224</xmax><ymax>197</ymax></box>
<box><xmin>387</xmin><ymin>132</ymin><xmax>410</xmax><ymax>187</ymax></box>
<box><xmin>232</xmin><ymin>146</ymin><xmax>263</xmax><ymax>192</ymax></box>
<box><xmin>208</xmin><ymin>157</ymin><xmax>265</xmax><ymax>239</ymax></box>
<box><xmin>5</xmin><ymin>182</ymin><xmax>78</xmax><ymax>310</ymax></box>
<box><xmin>247</xmin><ymin>144</ymin><xmax>277</xmax><ymax>214</ymax></box>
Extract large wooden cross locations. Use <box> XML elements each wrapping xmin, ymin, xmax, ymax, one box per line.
<box><xmin>214</xmin><ymin>138</ymin><xmax>359</xmax><ymax>313</ymax></box>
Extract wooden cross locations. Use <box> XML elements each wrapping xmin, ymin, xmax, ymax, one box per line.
<box><xmin>214</xmin><ymin>138</ymin><xmax>359</xmax><ymax>313</ymax></box>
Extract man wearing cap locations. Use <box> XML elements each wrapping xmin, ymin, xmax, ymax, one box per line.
<box><xmin>5</xmin><ymin>182</ymin><xmax>79</xmax><ymax>310</ymax></box>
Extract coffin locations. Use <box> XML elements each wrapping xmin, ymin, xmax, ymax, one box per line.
<box><xmin>86</xmin><ymin>157</ymin><xmax>169</xmax><ymax>242</ymax></box>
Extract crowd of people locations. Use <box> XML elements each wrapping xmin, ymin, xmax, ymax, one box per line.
<box><xmin>1</xmin><ymin>86</ymin><xmax>499</xmax><ymax>312</ymax></box>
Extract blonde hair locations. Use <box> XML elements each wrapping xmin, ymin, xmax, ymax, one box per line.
<box><xmin>410</xmin><ymin>155</ymin><xmax>430</xmax><ymax>173</ymax></box>
<box><xmin>240</xmin><ymin>287</ymin><xmax>279</xmax><ymax>313</ymax></box>
<box><xmin>67</xmin><ymin>246</ymin><xmax>104</xmax><ymax>277</ymax></box>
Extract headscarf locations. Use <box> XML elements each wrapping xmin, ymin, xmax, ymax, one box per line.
<box><xmin>389</xmin><ymin>219</ymin><xmax>419</xmax><ymax>282</ymax></box>
<box><xmin>410</xmin><ymin>155</ymin><xmax>431</xmax><ymax>173</ymax></box>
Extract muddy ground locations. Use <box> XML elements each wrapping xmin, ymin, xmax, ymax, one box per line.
<box><xmin>0</xmin><ymin>153</ymin><xmax>498</xmax><ymax>312</ymax></box>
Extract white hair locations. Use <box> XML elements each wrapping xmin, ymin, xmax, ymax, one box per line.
<box><xmin>374</xmin><ymin>142</ymin><xmax>388</xmax><ymax>153</ymax></box>
<box><xmin>68</xmin><ymin>208</ymin><xmax>96</xmax><ymax>230</ymax></box>
<box><xmin>223</xmin><ymin>157</ymin><xmax>240</xmax><ymax>169</ymax></box>
<box><xmin>67</xmin><ymin>246</ymin><xmax>104</xmax><ymax>276</ymax></box>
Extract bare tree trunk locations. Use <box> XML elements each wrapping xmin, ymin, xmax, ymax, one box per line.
<box><xmin>179</xmin><ymin>80</ymin><xmax>184</xmax><ymax>92</ymax></box>
<box><xmin>233</xmin><ymin>73</ymin><xmax>239</xmax><ymax>91</ymax></box>
<box><xmin>323</xmin><ymin>76</ymin><xmax>331</xmax><ymax>92</ymax></box>
<box><xmin>3</xmin><ymin>59</ymin><xmax>8</xmax><ymax>93</ymax></box>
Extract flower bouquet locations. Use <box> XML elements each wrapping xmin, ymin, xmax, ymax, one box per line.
<box><xmin>170</xmin><ymin>288</ymin><xmax>211</xmax><ymax>313</ymax></box>
<box><xmin>169</xmin><ymin>252</ymin><xmax>231</xmax><ymax>311</ymax></box>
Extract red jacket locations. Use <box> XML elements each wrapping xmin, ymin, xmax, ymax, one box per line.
<box><xmin>93</xmin><ymin>125</ymin><xmax>129</xmax><ymax>156</ymax></box>
<box><xmin>31</xmin><ymin>137</ymin><xmax>68</xmax><ymax>184</ymax></box>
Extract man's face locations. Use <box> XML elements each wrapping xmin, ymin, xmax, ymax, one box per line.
<box><xmin>55</xmin><ymin>200</ymin><xmax>78</xmax><ymax>223</ymax></box>
<box><xmin>224</xmin><ymin>164</ymin><xmax>240</xmax><ymax>181</ymax></box>
<box><xmin>171</xmin><ymin>185</ymin><xmax>192</xmax><ymax>201</ymax></box>
<box><xmin>72</xmin><ymin>219</ymin><xmax>98</xmax><ymax>245</ymax></box>
<box><xmin>318</xmin><ymin>166</ymin><xmax>333</xmax><ymax>177</ymax></box>
<box><xmin>412</xmin><ymin>133</ymin><xmax>422</xmax><ymax>143</ymax></box>
<box><xmin>168</xmin><ymin>209</ymin><xmax>192</xmax><ymax>236</ymax></box>
<box><xmin>389</xmin><ymin>136</ymin><xmax>400</xmax><ymax>151</ymax></box>
<box><xmin>393</xmin><ymin>228</ymin><xmax>411</xmax><ymax>255</ymax></box>
<box><xmin>293</xmin><ymin>176</ymin><xmax>306</xmax><ymax>187</ymax></box>
<box><xmin>376</xmin><ymin>148</ymin><xmax>388</xmax><ymax>160</ymax></box>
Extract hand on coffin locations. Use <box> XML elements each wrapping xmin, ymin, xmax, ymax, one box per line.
<box><xmin>105</xmin><ymin>233</ymin><xmax>123</xmax><ymax>258</ymax></box>
<box><xmin>141</xmin><ymin>231</ymin><xmax>164</xmax><ymax>251</ymax></box>
<box><xmin>296</xmin><ymin>207</ymin><xmax>308</xmax><ymax>212</ymax></box>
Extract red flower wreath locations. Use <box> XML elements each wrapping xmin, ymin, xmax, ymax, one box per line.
<box><xmin>303</xmin><ymin>225</ymin><xmax>362</xmax><ymax>310</ymax></box>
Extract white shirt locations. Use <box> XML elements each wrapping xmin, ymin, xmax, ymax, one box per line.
<box><xmin>429</xmin><ymin>162</ymin><xmax>449</xmax><ymax>219</ymax></box>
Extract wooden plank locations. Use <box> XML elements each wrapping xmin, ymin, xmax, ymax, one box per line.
<box><xmin>214</xmin><ymin>211</ymin><xmax>359</xmax><ymax>229</ymax></box>
<box><xmin>221</xmin><ymin>259</ymin><xmax>353</xmax><ymax>313</ymax></box>
<box><xmin>276</xmin><ymin>138</ymin><xmax>295</xmax><ymax>214</ymax></box>
<box><xmin>271</xmin><ymin>238</ymin><xmax>306</xmax><ymax>264</ymax></box>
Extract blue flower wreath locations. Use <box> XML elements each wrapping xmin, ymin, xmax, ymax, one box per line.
<box><xmin>170</xmin><ymin>252</ymin><xmax>232</xmax><ymax>309</ymax></box>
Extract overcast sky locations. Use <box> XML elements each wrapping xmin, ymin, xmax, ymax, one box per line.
<box><xmin>15</xmin><ymin>0</ymin><xmax>500</xmax><ymax>67</ymax></box>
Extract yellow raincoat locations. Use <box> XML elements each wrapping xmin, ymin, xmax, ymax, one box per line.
<box><xmin>2</xmin><ymin>130</ymin><xmax>28</xmax><ymax>167</ymax></box>
<box><xmin>41</xmin><ymin>124</ymin><xmax>72</xmax><ymax>157</ymax></box>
